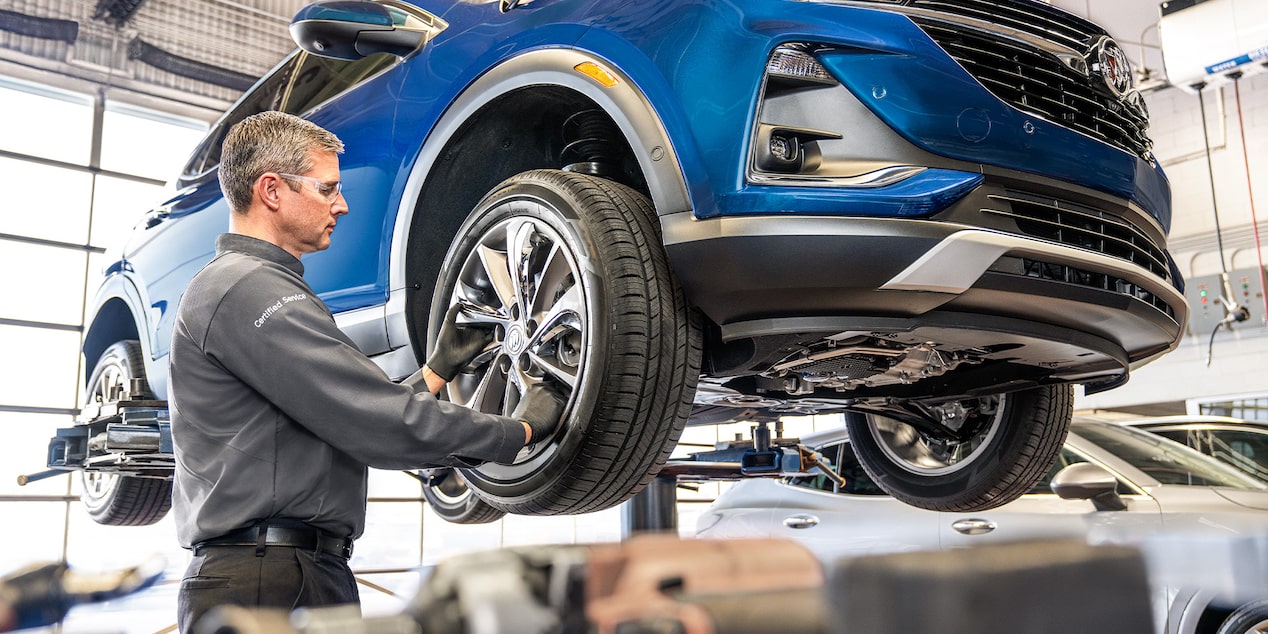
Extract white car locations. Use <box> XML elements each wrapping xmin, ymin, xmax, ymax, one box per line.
<box><xmin>1125</xmin><ymin>415</ymin><xmax>1268</xmax><ymax>483</ymax></box>
<box><xmin>696</xmin><ymin>419</ymin><xmax>1268</xmax><ymax>634</ymax></box>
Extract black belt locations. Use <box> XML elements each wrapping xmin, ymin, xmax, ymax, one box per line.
<box><xmin>194</xmin><ymin>524</ymin><xmax>353</xmax><ymax>560</ymax></box>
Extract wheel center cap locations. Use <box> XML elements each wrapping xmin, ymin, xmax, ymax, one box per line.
<box><xmin>505</xmin><ymin>323</ymin><xmax>527</xmax><ymax>356</ymax></box>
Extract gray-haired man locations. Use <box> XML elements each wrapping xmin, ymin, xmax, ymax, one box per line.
<box><xmin>169</xmin><ymin>111</ymin><xmax>563</xmax><ymax>632</ymax></box>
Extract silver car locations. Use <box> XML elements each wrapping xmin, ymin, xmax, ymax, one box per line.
<box><xmin>1126</xmin><ymin>416</ymin><xmax>1268</xmax><ymax>483</ymax></box>
<box><xmin>696</xmin><ymin>419</ymin><xmax>1268</xmax><ymax>634</ymax></box>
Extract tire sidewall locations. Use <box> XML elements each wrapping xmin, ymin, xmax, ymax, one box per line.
<box><xmin>429</xmin><ymin>173</ymin><xmax>612</xmax><ymax>502</ymax></box>
<box><xmin>82</xmin><ymin>472</ymin><xmax>120</xmax><ymax>510</ymax></box>
<box><xmin>1219</xmin><ymin>599</ymin><xmax>1268</xmax><ymax>634</ymax></box>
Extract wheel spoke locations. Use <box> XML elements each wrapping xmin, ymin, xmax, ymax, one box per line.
<box><xmin>527</xmin><ymin>348</ymin><xmax>577</xmax><ymax>389</ymax></box>
<box><xmin>502</xmin><ymin>372</ymin><xmax>525</xmax><ymax>415</ymax></box>
<box><xmin>506</xmin><ymin>218</ymin><xmax>538</xmax><ymax>315</ymax></box>
<box><xmin>524</xmin><ymin>277</ymin><xmax>583</xmax><ymax>390</ymax></box>
<box><xmin>531</xmin><ymin>284</ymin><xmax>583</xmax><ymax>343</ymax></box>
<box><xmin>97</xmin><ymin>366</ymin><xmax>121</xmax><ymax>403</ymax></box>
<box><xmin>469</xmin><ymin>365</ymin><xmax>500</xmax><ymax>411</ymax></box>
<box><xmin>475</xmin><ymin>243</ymin><xmax>515</xmax><ymax>312</ymax></box>
<box><xmin>530</xmin><ymin>242</ymin><xmax>572</xmax><ymax>317</ymax></box>
<box><xmin>448</xmin><ymin>297</ymin><xmax>512</xmax><ymax>354</ymax></box>
<box><xmin>453</xmin><ymin>285</ymin><xmax>508</xmax><ymax>324</ymax></box>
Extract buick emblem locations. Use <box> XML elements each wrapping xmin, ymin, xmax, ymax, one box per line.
<box><xmin>1089</xmin><ymin>36</ymin><xmax>1132</xmax><ymax>98</ymax></box>
<box><xmin>505</xmin><ymin>324</ymin><xmax>526</xmax><ymax>355</ymax></box>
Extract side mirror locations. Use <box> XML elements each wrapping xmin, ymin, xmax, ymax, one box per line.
<box><xmin>1050</xmin><ymin>462</ymin><xmax>1127</xmax><ymax>512</ymax></box>
<box><xmin>290</xmin><ymin>1</ymin><xmax>425</xmax><ymax>60</ymax></box>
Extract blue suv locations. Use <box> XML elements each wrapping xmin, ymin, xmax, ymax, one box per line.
<box><xmin>70</xmin><ymin>0</ymin><xmax>1186</xmax><ymax>525</ymax></box>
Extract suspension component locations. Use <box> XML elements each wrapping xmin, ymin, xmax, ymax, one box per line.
<box><xmin>560</xmin><ymin>109</ymin><xmax>623</xmax><ymax>177</ymax></box>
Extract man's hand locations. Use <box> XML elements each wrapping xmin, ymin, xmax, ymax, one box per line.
<box><xmin>512</xmin><ymin>382</ymin><xmax>566</xmax><ymax>444</ymax></box>
<box><xmin>426</xmin><ymin>303</ymin><xmax>493</xmax><ymax>382</ymax></box>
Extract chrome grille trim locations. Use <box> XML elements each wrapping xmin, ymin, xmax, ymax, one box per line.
<box><xmin>897</xmin><ymin>0</ymin><xmax>1097</xmax><ymax>48</ymax></box>
<box><xmin>820</xmin><ymin>0</ymin><xmax>1102</xmax><ymax>51</ymax></box>
<box><xmin>847</xmin><ymin>4</ymin><xmax>1088</xmax><ymax>72</ymax></box>
<box><xmin>912</xmin><ymin>19</ymin><xmax>1151</xmax><ymax>158</ymax></box>
<box><xmin>818</xmin><ymin>0</ymin><xmax>1153</xmax><ymax>158</ymax></box>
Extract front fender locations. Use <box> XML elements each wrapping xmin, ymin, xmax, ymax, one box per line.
<box><xmin>387</xmin><ymin>47</ymin><xmax>696</xmax><ymax>346</ymax></box>
<box><xmin>82</xmin><ymin>272</ymin><xmax>166</xmax><ymax>399</ymax></box>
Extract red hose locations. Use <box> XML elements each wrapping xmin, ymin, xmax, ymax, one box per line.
<box><xmin>1232</xmin><ymin>77</ymin><xmax>1268</xmax><ymax>324</ymax></box>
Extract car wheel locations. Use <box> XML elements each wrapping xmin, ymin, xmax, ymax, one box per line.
<box><xmin>844</xmin><ymin>384</ymin><xmax>1072</xmax><ymax>512</ymax></box>
<box><xmin>431</xmin><ymin>169</ymin><xmax>700</xmax><ymax>515</ymax></box>
<box><xmin>1219</xmin><ymin>599</ymin><xmax>1268</xmax><ymax>634</ymax></box>
<box><xmin>80</xmin><ymin>341</ymin><xmax>172</xmax><ymax>526</ymax></box>
<box><xmin>419</xmin><ymin>469</ymin><xmax>505</xmax><ymax>524</ymax></box>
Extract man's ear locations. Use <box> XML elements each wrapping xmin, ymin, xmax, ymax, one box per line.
<box><xmin>256</xmin><ymin>173</ymin><xmax>284</xmax><ymax>212</ymax></box>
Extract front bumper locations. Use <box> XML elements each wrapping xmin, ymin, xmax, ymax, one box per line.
<box><xmin>663</xmin><ymin>209</ymin><xmax>1186</xmax><ymax>385</ymax></box>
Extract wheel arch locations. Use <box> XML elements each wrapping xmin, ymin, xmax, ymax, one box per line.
<box><xmin>390</xmin><ymin>48</ymin><xmax>696</xmax><ymax>359</ymax></box>
<box><xmin>82</xmin><ymin>275</ymin><xmax>160</xmax><ymax>398</ymax></box>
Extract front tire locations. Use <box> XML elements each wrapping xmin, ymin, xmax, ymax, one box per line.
<box><xmin>1220</xmin><ymin>600</ymin><xmax>1268</xmax><ymax>634</ymax></box>
<box><xmin>845</xmin><ymin>385</ymin><xmax>1072</xmax><ymax>511</ymax></box>
<box><xmin>431</xmin><ymin>170</ymin><xmax>701</xmax><ymax>515</ymax></box>
<box><xmin>80</xmin><ymin>341</ymin><xmax>172</xmax><ymax>526</ymax></box>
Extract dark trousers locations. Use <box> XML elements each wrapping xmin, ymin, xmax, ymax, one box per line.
<box><xmin>176</xmin><ymin>545</ymin><xmax>359</xmax><ymax>633</ymax></box>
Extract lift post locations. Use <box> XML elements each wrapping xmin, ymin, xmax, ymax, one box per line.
<box><xmin>620</xmin><ymin>420</ymin><xmax>844</xmax><ymax>539</ymax></box>
<box><xmin>621</xmin><ymin>474</ymin><xmax>680</xmax><ymax>537</ymax></box>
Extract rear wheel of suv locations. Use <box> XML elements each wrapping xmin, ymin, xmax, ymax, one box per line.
<box><xmin>81</xmin><ymin>341</ymin><xmax>172</xmax><ymax>526</ymax></box>
<box><xmin>419</xmin><ymin>469</ymin><xmax>505</xmax><ymax>524</ymax></box>
<box><xmin>430</xmin><ymin>169</ymin><xmax>700</xmax><ymax>515</ymax></box>
<box><xmin>844</xmin><ymin>385</ymin><xmax>1073</xmax><ymax>512</ymax></box>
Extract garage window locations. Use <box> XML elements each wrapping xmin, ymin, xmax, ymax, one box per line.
<box><xmin>0</xmin><ymin>73</ymin><xmax>208</xmax><ymax>619</ymax></box>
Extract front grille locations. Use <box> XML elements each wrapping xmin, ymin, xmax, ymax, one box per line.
<box><xmin>984</xmin><ymin>192</ymin><xmax>1173</xmax><ymax>284</ymax></box>
<box><xmin>899</xmin><ymin>1</ymin><xmax>1152</xmax><ymax>158</ymax></box>
<box><xmin>898</xmin><ymin>0</ymin><xmax>1101</xmax><ymax>50</ymax></box>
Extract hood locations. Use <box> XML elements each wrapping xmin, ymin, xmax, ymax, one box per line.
<box><xmin>1214</xmin><ymin>488</ymin><xmax>1268</xmax><ymax>511</ymax></box>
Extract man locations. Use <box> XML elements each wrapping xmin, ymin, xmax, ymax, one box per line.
<box><xmin>169</xmin><ymin>111</ymin><xmax>563</xmax><ymax>632</ymax></box>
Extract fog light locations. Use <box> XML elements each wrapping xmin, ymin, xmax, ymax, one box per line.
<box><xmin>770</xmin><ymin>135</ymin><xmax>799</xmax><ymax>162</ymax></box>
<box><xmin>754</xmin><ymin>124</ymin><xmax>839</xmax><ymax>173</ymax></box>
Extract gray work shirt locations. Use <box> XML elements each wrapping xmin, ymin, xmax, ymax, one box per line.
<box><xmin>170</xmin><ymin>233</ymin><xmax>523</xmax><ymax>548</ymax></box>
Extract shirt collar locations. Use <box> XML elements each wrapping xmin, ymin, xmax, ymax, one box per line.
<box><xmin>215</xmin><ymin>233</ymin><xmax>305</xmax><ymax>277</ymax></box>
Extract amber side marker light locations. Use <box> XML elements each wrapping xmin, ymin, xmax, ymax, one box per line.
<box><xmin>575</xmin><ymin>61</ymin><xmax>620</xmax><ymax>87</ymax></box>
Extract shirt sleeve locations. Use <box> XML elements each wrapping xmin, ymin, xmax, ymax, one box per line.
<box><xmin>200</xmin><ymin>266</ymin><xmax>525</xmax><ymax>468</ymax></box>
<box><xmin>400</xmin><ymin>367</ymin><xmax>429</xmax><ymax>392</ymax></box>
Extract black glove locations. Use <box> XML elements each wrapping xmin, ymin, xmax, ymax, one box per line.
<box><xmin>426</xmin><ymin>303</ymin><xmax>493</xmax><ymax>382</ymax></box>
<box><xmin>512</xmin><ymin>382</ymin><xmax>566</xmax><ymax>443</ymax></box>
